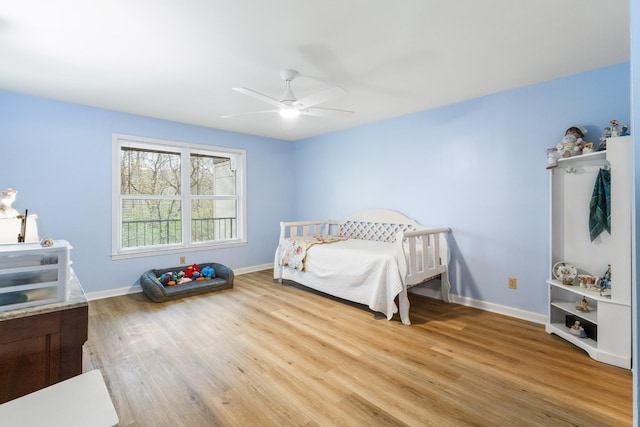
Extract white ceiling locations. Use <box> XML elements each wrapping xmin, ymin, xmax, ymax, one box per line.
<box><xmin>0</xmin><ymin>1</ymin><xmax>630</xmax><ymax>141</ymax></box>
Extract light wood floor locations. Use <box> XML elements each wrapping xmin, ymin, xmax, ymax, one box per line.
<box><xmin>84</xmin><ymin>270</ymin><xmax>632</xmax><ymax>427</ymax></box>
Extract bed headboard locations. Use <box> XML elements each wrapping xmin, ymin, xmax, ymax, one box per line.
<box><xmin>340</xmin><ymin>209</ymin><xmax>421</xmax><ymax>243</ymax></box>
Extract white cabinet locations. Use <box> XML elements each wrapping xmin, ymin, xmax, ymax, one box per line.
<box><xmin>545</xmin><ymin>136</ymin><xmax>632</xmax><ymax>369</ymax></box>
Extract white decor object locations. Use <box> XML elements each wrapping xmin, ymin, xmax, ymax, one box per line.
<box><xmin>546</xmin><ymin>136</ymin><xmax>631</xmax><ymax>369</ymax></box>
<box><xmin>0</xmin><ymin>215</ymin><xmax>39</xmax><ymax>244</ymax></box>
<box><xmin>552</xmin><ymin>261</ymin><xmax>577</xmax><ymax>285</ymax></box>
<box><xmin>0</xmin><ymin>188</ymin><xmax>19</xmax><ymax>218</ymax></box>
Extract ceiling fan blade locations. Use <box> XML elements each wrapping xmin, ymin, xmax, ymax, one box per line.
<box><xmin>221</xmin><ymin>109</ymin><xmax>280</xmax><ymax>119</ymax></box>
<box><xmin>302</xmin><ymin>107</ymin><xmax>355</xmax><ymax>118</ymax></box>
<box><xmin>293</xmin><ymin>86</ymin><xmax>346</xmax><ymax>108</ymax></box>
<box><xmin>232</xmin><ymin>87</ymin><xmax>287</xmax><ymax>108</ymax></box>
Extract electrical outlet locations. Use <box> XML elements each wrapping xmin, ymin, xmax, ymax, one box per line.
<box><xmin>508</xmin><ymin>277</ymin><xmax>517</xmax><ymax>289</ymax></box>
<box><xmin>180</xmin><ymin>256</ymin><xmax>186</xmax><ymax>264</ymax></box>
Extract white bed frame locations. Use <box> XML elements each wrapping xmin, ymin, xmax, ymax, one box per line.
<box><xmin>274</xmin><ymin>209</ymin><xmax>451</xmax><ymax>325</ymax></box>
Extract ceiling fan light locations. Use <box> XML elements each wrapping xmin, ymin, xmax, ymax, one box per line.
<box><xmin>279</xmin><ymin>108</ymin><xmax>300</xmax><ymax>119</ymax></box>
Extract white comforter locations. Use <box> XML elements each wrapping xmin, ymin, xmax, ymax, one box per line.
<box><xmin>277</xmin><ymin>239</ymin><xmax>404</xmax><ymax>319</ymax></box>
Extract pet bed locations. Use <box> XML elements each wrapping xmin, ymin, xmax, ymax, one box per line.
<box><xmin>139</xmin><ymin>262</ymin><xmax>234</xmax><ymax>303</ymax></box>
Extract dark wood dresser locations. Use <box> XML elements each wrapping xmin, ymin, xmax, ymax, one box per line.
<box><xmin>0</xmin><ymin>272</ymin><xmax>88</xmax><ymax>403</ymax></box>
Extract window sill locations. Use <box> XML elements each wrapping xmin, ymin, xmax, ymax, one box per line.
<box><xmin>111</xmin><ymin>240</ymin><xmax>247</xmax><ymax>261</ymax></box>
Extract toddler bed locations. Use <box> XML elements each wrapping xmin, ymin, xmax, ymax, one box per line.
<box><xmin>273</xmin><ymin>209</ymin><xmax>451</xmax><ymax>325</ymax></box>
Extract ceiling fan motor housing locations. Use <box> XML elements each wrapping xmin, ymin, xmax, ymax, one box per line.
<box><xmin>279</xmin><ymin>69</ymin><xmax>298</xmax><ymax>104</ymax></box>
<box><xmin>279</xmin><ymin>69</ymin><xmax>297</xmax><ymax>82</ymax></box>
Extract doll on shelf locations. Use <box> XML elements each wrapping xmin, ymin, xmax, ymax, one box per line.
<box><xmin>569</xmin><ymin>321</ymin><xmax>587</xmax><ymax>338</ymax></box>
<box><xmin>546</xmin><ymin>126</ymin><xmax>588</xmax><ymax>169</ymax></box>
<box><xmin>557</xmin><ymin>126</ymin><xmax>587</xmax><ymax>158</ymax></box>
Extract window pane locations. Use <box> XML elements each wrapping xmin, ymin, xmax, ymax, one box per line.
<box><xmin>190</xmin><ymin>154</ymin><xmax>236</xmax><ymax>196</ymax></box>
<box><xmin>121</xmin><ymin>148</ymin><xmax>181</xmax><ymax>195</ymax></box>
<box><xmin>191</xmin><ymin>199</ymin><xmax>237</xmax><ymax>242</ymax></box>
<box><xmin>121</xmin><ymin>199</ymin><xmax>182</xmax><ymax>248</ymax></box>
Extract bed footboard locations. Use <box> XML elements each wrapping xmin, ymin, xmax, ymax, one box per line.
<box><xmin>396</xmin><ymin>227</ymin><xmax>450</xmax><ymax>325</ymax></box>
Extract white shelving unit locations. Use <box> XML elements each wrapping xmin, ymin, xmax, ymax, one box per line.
<box><xmin>546</xmin><ymin>136</ymin><xmax>632</xmax><ymax>369</ymax></box>
<box><xmin>0</xmin><ymin>240</ymin><xmax>72</xmax><ymax>312</ymax></box>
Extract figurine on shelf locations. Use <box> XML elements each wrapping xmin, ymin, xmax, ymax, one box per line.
<box><xmin>569</xmin><ymin>321</ymin><xmax>587</xmax><ymax>338</ymax></box>
<box><xmin>598</xmin><ymin>265</ymin><xmax>612</xmax><ymax>297</ymax></box>
<box><xmin>546</xmin><ymin>147</ymin><xmax>561</xmax><ymax>169</ymax></box>
<box><xmin>598</xmin><ymin>120</ymin><xmax>627</xmax><ymax>151</ymax></box>
<box><xmin>581</xmin><ymin>142</ymin><xmax>595</xmax><ymax>154</ymax></box>
<box><xmin>598</xmin><ymin>127</ymin><xmax>610</xmax><ymax>151</ymax></box>
<box><xmin>610</xmin><ymin>120</ymin><xmax>620</xmax><ymax>137</ymax></box>
<box><xmin>575</xmin><ymin>296</ymin><xmax>590</xmax><ymax>313</ymax></box>
<box><xmin>0</xmin><ymin>188</ymin><xmax>19</xmax><ymax>219</ymax></box>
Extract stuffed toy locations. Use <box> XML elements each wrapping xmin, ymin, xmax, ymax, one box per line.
<box><xmin>547</xmin><ymin>126</ymin><xmax>589</xmax><ymax>169</ymax></box>
<box><xmin>201</xmin><ymin>266</ymin><xmax>216</xmax><ymax>279</ymax></box>
<box><xmin>177</xmin><ymin>276</ymin><xmax>192</xmax><ymax>285</ymax></box>
<box><xmin>556</xmin><ymin>126</ymin><xmax>587</xmax><ymax>158</ymax></box>
<box><xmin>184</xmin><ymin>266</ymin><xmax>194</xmax><ymax>278</ymax></box>
<box><xmin>158</xmin><ymin>271</ymin><xmax>177</xmax><ymax>286</ymax></box>
<box><xmin>185</xmin><ymin>264</ymin><xmax>201</xmax><ymax>278</ymax></box>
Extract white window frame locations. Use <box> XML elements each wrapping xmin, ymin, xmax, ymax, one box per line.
<box><xmin>111</xmin><ymin>133</ymin><xmax>247</xmax><ymax>260</ymax></box>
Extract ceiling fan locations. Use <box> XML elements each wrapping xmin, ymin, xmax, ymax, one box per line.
<box><xmin>221</xmin><ymin>69</ymin><xmax>354</xmax><ymax>119</ymax></box>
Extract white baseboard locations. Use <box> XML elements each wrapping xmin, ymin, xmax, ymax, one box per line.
<box><xmin>409</xmin><ymin>285</ymin><xmax>546</xmax><ymax>325</ymax></box>
<box><xmin>232</xmin><ymin>263</ymin><xmax>272</xmax><ymax>275</ymax></box>
<box><xmin>86</xmin><ymin>284</ymin><xmax>142</xmax><ymax>301</ymax></box>
<box><xmin>451</xmin><ymin>294</ymin><xmax>546</xmax><ymax>324</ymax></box>
<box><xmin>86</xmin><ymin>264</ymin><xmax>547</xmax><ymax>325</ymax></box>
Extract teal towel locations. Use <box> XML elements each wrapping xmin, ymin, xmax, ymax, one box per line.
<box><xmin>589</xmin><ymin>168</ymin><xmax>611</xmax><ymax>241</ymax></box>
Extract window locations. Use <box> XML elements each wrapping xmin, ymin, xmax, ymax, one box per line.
<box><xmin>112</xmin><ymin>134</ymin><xmax>246</xmax><ymax>259</ymax></box>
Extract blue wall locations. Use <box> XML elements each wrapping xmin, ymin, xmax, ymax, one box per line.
<box><xmin>293</xmin><ymin>63</ymin><xmax>630</xmax><ymax>315</ymax></box>
<box><xmin>1</xmin><ymin>91</ymin><xmax>295</xmax><ymax>293</ymax></box>
<box><xmin>0</xmin><ymin>63</ymin><xmax>630</xmax><ymax>315</ymax></box>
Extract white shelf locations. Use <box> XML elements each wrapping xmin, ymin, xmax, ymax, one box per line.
<box><xmin>556</xmin><ymin>150</ymin><xmax>605</xmax><ymax>166</ymax></box>
<box><xmin>547</xmin><ymin>279</ymin><xmax>611</xmax><ymax>302</ymax></box>
<box><xmin>546</xmin><ymin>323</ymin><xmax>598</xmax><ymax>354</ymax></box>
<box><xmin>547</xmin><ymin>136</ymin><xmax>631</xmax><ymax>369</ymax></box>
<box><xmin>550</xmin><ymin>301</ymin><xmax>597</xmax><ymax>324</ymax></box>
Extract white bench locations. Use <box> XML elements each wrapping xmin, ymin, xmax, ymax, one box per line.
<box><xmin>0</xmin><ymin>370</ymin><xmax>118</xmax><ymax>427</ymax></box>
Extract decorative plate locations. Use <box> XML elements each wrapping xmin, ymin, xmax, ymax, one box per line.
<box><xmin>553</xmin><ymin>262</ymin><xmax>577</xmax><ymax>285</ymax></box>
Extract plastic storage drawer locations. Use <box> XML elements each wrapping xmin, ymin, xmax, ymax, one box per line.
<box><xmin>0</xmin><ymin>240</ymin><xmax>72</xmax><ymax>312</ymax></box>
